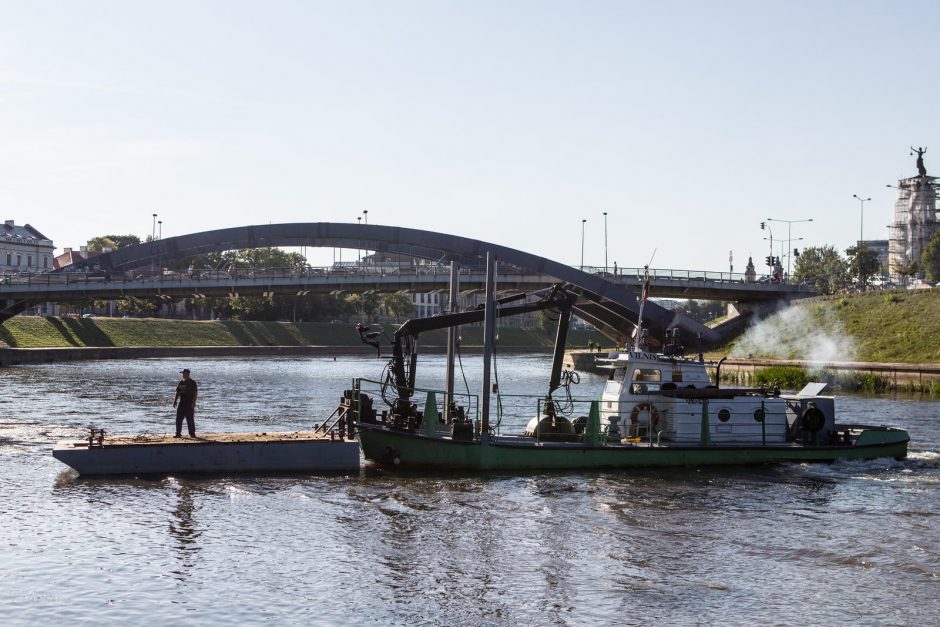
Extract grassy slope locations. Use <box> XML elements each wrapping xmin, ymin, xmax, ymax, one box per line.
<box><xmin>0</xmin><ymin>317</ymin><xmax>608</xmax><ymax>350</ymax></box>
<box><xmin>710</xmin><ymin>290</ymin><xmax>940</xmax><ymax>363</ymax></box>
<box><xmin>830</xmin><ymin>290</ymin><xmax>940</xmax><ymax>362</ymax></box>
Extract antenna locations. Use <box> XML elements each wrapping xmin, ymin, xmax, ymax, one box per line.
<box><xmin>646</xmin><ymin>248</ymin><xmax>657</xmax><ymax>267</ymax></box>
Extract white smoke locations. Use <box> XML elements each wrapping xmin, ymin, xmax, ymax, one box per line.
<box><xmin>731</xmin><ymin>303</ymin><xmax>856</xmax><ymax>365</ymax></box>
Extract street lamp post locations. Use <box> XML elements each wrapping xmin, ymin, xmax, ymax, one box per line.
<box><xmin>603</xmin><ymin>212</ymin><xmax>608</xmax><ymax>273</ymax></box>
<box><xmin>158</xmin><ymin>220</ymin><xmax>162</xmax><ymax>240</ymax></box>
<box><xmin>767</xmin><ymin>217</ymin><xmax>813</xmax><ymax>280</ymax></box>
<box><xmin>853</xmin><ymin>194</ymin><xmax>871</xmax><ymax>244</ymax></box>
<box><xmin>760</xmin><ymin>221</ymin><xmax>774</xmax><ymax>270</ymax></box>
<box><xmin>151</xmin><ymin>213</ymin><xmax>157</xmax><ymax>275</ymax></box>
<box><xmin>357</xmin><ymin>216</ymin><xmax>362</xmax><ymax>263</ymax></box>
<box><xmin>362</xmin><ymin>210</ymin><xmax>369</xmax><ymax>265</ymax></box>
<box><xmin>580</xmin><ymin>219</ymin><xmax>587</xmax><ymax>271</ymax></box>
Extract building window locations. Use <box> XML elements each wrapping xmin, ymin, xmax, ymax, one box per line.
<box><xmin>27</xmin><ymin>255</ymin><xmax>32</xmax><ymax>267</ymax></box>
<box><xmin>16</xmin><ymin>254</ymin><xmax>21</xmax><ymax>267</ymax></box>
<box><xmin>43</xmin><ymin>257</ymin><xmax>48</xmax><ymax>269</ymax></box>
<box><xmin>4</xmin><ymin>253</ymin><xmax>8</xmax><ymax>266</ymax></box>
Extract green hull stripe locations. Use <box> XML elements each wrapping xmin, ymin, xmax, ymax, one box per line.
<box><xmin>358</xmin><ymin>425</ymin><xmax>909</xmax><ymax>470</ymax></box>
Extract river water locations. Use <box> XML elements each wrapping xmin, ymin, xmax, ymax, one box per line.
<box><xmin>1</xmin><ymin>354</ymin><xmax>938</xmax><ymax>626</ymax></box>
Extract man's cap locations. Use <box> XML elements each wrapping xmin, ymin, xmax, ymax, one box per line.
<box><xmin>180</xmin><ymin>368</ymin><xmax>190</xmax><ymax>373</ymax></box>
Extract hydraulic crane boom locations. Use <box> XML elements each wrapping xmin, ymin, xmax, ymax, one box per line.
<box><xmin>379</xmin><ymin>285</ymin><xmax>577</xmax><ymax>420</ymax></box>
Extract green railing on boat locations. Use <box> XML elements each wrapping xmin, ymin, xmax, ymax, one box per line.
<box><xmin>349</xmin><ymin>378</ymin><xmax>794</xmax><ymax>447</ymax></box>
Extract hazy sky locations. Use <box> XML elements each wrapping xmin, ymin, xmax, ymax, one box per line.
<box><xmin>1</xmin><ymin>1</ymin><xmax>936</xmax><ymax>272</ymax></box>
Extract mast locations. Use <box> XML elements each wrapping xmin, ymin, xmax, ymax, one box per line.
<box><xmin>633</xmin><ymin>265</ymin><xmax>650</xmax><ymax>352</ymax></box>
<box><xmin>480</xmin><ymin>252</ymin><xmax>496</xmax><ymax>438</ymax></box>
<box><xmin>444</xmin><ymin>261</ymin><xmax>459</xmax><ymax>422</ymax></box>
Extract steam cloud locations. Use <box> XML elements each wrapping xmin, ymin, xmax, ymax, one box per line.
<box><xmin>731</xmin><ymin>304</ymin><xmax>857</xmax><ymax>365</ymax></box>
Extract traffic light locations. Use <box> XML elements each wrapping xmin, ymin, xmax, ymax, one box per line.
<box><xmin>794</xmin><ymin>248</ymin><xmax>800</xmax><ymax>257</ymax></box>
<box><xmin>760</xmin><ymin>222</ymin><xmax>766</xmax><ymax>230</ymax></box>
<box><xmin>773</xmin><ymin>256</ymin><xmax>779</xmax><ymax>266</ymax></box>
<box><xmin>765</xmin><ymin>256</ymin><xmax>772</xmax><ymax>266</ymax></box>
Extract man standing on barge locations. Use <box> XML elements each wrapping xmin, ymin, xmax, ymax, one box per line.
<box><xmin>173</xmin><ymin>368</ymin><xmax>198</xmax><ymax>438</ymax></box>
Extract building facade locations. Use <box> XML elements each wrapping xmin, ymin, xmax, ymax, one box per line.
<box><xmin>0</xmin><ymin>220</ymin><xmax>54</xmax><ymax>273</ymax></box>
<box><xmin>888</xmin><ymin>174</ymin><xmax>938</xmax><ymax>280</ymax></box>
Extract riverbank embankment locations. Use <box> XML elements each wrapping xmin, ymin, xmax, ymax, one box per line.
<box><xmin>0</xmin><ymin>316</ymin><xmax>607</xmax><ymax>366</ymax></box>
<box><xmin>0</xmin><ymin>344</ymin><xmax>553</xmax><ymax>367</ymax></box>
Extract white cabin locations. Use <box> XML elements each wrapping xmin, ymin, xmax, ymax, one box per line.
<box><xmin>598</xmin><ymin>351</ymin><xmax>791</xmax><ymax>444</ymax></box>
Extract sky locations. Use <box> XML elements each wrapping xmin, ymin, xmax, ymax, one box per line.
<box><xmin>1</xmin><ymin>0</ymin><xmax>937</xmax><ymax>272</ymax></box>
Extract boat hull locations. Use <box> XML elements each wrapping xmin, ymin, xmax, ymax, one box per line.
<box><xmin>53</xmin><ymin>432</ymin><xmax>361</xmax><ymax>476</ymax></box>
<box><xmin>357</xmin><ymin>424</ymin><xmax>909</xmax><ymax>471</ymax></box>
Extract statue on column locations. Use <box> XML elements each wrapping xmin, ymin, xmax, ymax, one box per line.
<box><xmin>911</xmin><ymin>146</ymin><xmax>927</xmax><ymax>176</ymax></box>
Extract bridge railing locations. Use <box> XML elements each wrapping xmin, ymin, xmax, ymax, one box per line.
<box><xmin>1</xmin><ymin>264</ymin><xmax>802</xmax><ymax>289</ymax></box>
<box><xmin>0</xmin><ymin>265</ymin><xmax>502</xmax><ymax>286</ymax></box>
<box><xmin>579</xmin><ymin>266</ymin><xmax>752</xmax><ymax>283</ymax></box>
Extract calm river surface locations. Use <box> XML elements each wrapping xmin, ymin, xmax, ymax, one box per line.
<box><xmin>1</xmin><ymin>354</ymin><xmax>938</xmax><ymax>626</ymax></box>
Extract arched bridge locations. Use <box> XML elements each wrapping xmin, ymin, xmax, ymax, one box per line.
<box><xmin>0</xmin><ymin>223</ymin><xmax>810</xmax><ymax>345</ymax></box>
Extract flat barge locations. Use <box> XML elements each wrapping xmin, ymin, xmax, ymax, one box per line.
<box><xmin>53</xmin><ymin>431</ymin><xmax>361</xmax><ymax>476</ymax></box>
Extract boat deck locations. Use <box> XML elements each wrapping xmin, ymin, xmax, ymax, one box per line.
<box><xmin>62</xmin><ymin>431</ymin><xmax>337</xmax><ymax>448</ymax></box>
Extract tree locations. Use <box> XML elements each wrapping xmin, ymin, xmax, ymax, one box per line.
<box><xmin>920</xmin><ymin>230</ymin><xmax>940</xmax><ymax>282</ymax></box>
<box><xmin>894</xmin><ymin>260</ymin><xmax>919</xmax><ymax>285</ymax></box>
<box><xmin>381</xmin><ymin>292</ymin><xmax>415</xmax><ymax>320</ymax></box>
<box><xmin>845</xmin><ymin>243</ymin><xmax>881</xmax><ymax>288</ymax></box>
<box><xmin>674</xmin><ymin>299</ymin><xmax>725</xmax><ymax>323</ymax></box>
<box><xmin>793</xmin><ymin>245</ymin><xmax>848</xmax><ymax>294</ymax></box>
<box><xmin>116</xmin><ymin>296</ymin><xmax>160</xmax><ymax>316</ymax></box>
<box><xmin>345</xmin><ymin>292</ymin><xmax>382</xmax><ymax>320</ymax></box>
<box><xmin>86</xmin><ymin>234</ymin><xmax>141</xmax><ymax>252</ymax></box>
<box><xmin>168</xmin><ymin>247</ymin><xmax>307</xmax><ymax>272</ymax></box>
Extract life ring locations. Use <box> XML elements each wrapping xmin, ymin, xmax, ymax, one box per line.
<box><xmin>800</xmin><ymin>407</ymin><xmax>826</xmax><ymax>432</ymax></box>
<box><xmin>630</xmin><ymin>403</ymin><xmax>660</xmax><ymax>430</ymax></box>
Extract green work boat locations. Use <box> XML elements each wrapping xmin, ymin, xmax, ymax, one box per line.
<box><xmin>351</xmin><ymin>349</ymin><xmax>910</xmax><ymax>471</ymax></box>
<box><xmin>346</xmin><ymin>259</ymin><xmax>909</xmax><ymax>471</ymax></box>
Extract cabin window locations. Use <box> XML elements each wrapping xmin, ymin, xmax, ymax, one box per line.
<box><xmin>604</xmin><ymin>380</ymin><xmax>621</xmax><ymax>397</ymax></box>
<box><xmin>633</xmin><ymin>368</ymin><xmax>661</xmax><ymax>382</ymax></box>
<box><xmin>718</xmin><ymin>409</ymin><xmax>731</xmax><ymax>422</ymax></box>
<box><xmin>630</xmin><ymin>368</ymin><xmax>661</xmax><ymax>394</ymax></box>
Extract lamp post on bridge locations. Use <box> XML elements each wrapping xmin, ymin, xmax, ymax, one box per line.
<box><xmin>362</xmin><ymin>210</ymin><xmax>369</xmax><ymax>266</ymax></box>
<box><xmin>603</xmin><ymin>212</ymin><xmax>608</xmax><ymax>273</ymax></box>
<box><xmin>853</xmin><ymin>194</ymin><xmax>871</xmax><ymax>244</ymax></box>
<box><xmin>760</xmin><ymin>221</ymin><xmax>773</xmax><ymax>273</ymax></box>
<box><xmin>151</xmin><ymin>213</ymin><xmax>158</xmax><ymax>275</ymax></box>
<box><xmin>580</xmin><ymin>219</ymin><xmax>587</xmax><ymax>271</ymax></box>
<box><xmin>767</xmin><ymin>217</ymin><xmax>813</xmax><ymax>280</ymax></box>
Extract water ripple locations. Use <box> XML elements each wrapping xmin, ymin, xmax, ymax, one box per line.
<box><xmin>1</xmin><ymin>356</ymin><xmax>938</xmax><ymax>624</ymax></box>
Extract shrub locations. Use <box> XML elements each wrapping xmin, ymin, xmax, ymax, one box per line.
<box><xmin>754</xmin><ymin>366</ymin><xmax>808</xmax><ymax>389</ymax></box>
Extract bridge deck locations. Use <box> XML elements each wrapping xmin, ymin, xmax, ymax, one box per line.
<box><xmin>1</xmin><ymin>266</ymin><xmax>814</xmax><ymax>302</ymax></box>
